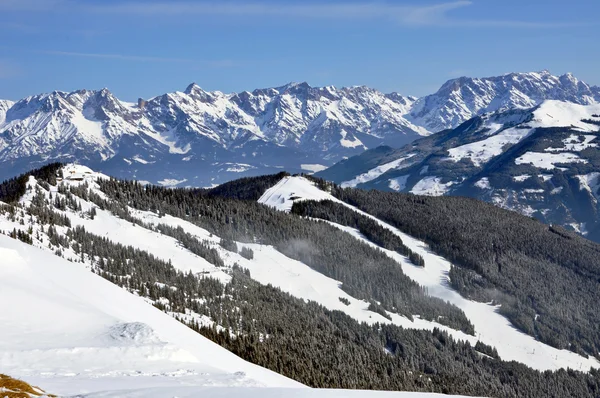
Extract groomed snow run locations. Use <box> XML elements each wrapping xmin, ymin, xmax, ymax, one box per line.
<box><xmin>258</xmin><ymin>176</ymin><xmax>600</xmax><ymax>372</ymax></box>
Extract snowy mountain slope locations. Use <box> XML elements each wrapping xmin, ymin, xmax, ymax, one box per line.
<box><xmin>408</xmin><ymin>71</ymin><xmax>600</xmax><ymax>132</ymax></box>
<box><xmin>0</xmin><ymin>164</ymin><xmax>497</xmax><ymax>397</ymax></box>
<box><xmin>319</xmin><ymin>101</ymin><xmax>600</xmax><ymax>241</ymax></box>
<box><xmin>2</xmin><ymin>235</ymin><xmax>473</xmax><ymax>398</ymax></box>
<box><xmin>6</xmin><ymin>165</ymin><xmax>471</xmax><ymax>348</ymax></box>
<box><xmin>3</xmin><ymin>164</ymin><xmax>600</xmax><ymax>396</ymax></box>
<box><xmin>0</xmin><ymin>99</ymin><xmax>13</xmax><ymax>124</ymax></box>
<box><xmin>78</xmin><ymin>387</ymin><xmax>475</xmax><ymax>398</ymax></box>
<box><xmin>0</xmin><ymin>234</ymin><xmax>302</xmax><ymax>396</ymax></box>
<box><xmin>259</xmin><ymin>176</ymin><xmax>600</xmax><ymax>372</ymax></box>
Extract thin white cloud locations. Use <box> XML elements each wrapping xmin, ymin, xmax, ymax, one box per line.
<box><xmin>0</xmin><ymin>0</ymin><xmax>580</xmax><ymax>29</ymax></box>
<box><xmin>42</xmin><ymin>50</ymin><xmax>194</xmax><ymax>63</ymax></box>
<box><xmin>41</xmin><ymin>50</ymin><xmax>235</xmax><ymax>67</ymax></box>
<box><xmin>81</xmin><ymin>1</ymin><xmax>575</xmax><ymax>28</ymax></box>
<box><xmin>0</xmin><ymin>0</ymin><xmax>65</xmax><ymax>11</ymax></box>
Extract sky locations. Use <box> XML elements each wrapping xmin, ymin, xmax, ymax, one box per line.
<box><xmin>0</xmin><ymin>0</ymin><xmax>597</xmax><ymax>101</ymax></box>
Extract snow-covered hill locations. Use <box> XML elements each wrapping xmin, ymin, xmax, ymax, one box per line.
<box><xmin>318</xmin><ymin>100</ymin><xmax>600</xmax><ymax>241</ymax></box>
<box><xmin>0</xmin><ymin>235</ymin><xmax>301</xmax><ymax>396</ymax></box>
<box><xmin>1</xmin><ymin>71</ymin><xmax>598</xmax><ymax>187</ymax></box>
<box><xmin>3</xmin><ymin>164</ymin><xmax>600</xmax><ymax>396</ymax></box>
<box><xmin>1</xmin><ymin>241</ymin><xmax>471</xmax><ymax>398</ymax></box>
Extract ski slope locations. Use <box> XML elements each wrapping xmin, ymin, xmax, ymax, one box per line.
<box><xmin>258</xmin><ymin>176</ymin><xmax>600</xmax><ymax>372</ymax></box>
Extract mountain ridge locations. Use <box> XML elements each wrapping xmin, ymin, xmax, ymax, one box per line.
<box><xmin>0</xmin><ymin>70</ymin><xmax>598</xmax><ymax>186</ymax></box>
<box><xmin>318</xmin><ymin>100</ymin><xmax>600</xmax><ymax>241</ymax></box>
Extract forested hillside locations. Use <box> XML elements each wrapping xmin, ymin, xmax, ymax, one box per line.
<box><xmin>318</xmin><ymin>182</ymin><xmax>600</xmax><ymax>358</ymax></box>
<box><xmin>1</xmin><ymin>164</ymin><xmax>600</xmax><ymax>397</ymax></box>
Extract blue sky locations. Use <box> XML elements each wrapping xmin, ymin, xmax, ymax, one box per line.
<box><xmin>0</xmin><ymin>0</ymin><xmax>597</xmax><ymax>101</ymax></box>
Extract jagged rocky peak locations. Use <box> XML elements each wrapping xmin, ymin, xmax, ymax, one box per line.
<box><xmin>184</xmin><ymin>82</ymin><xmax>221</xmax><ymax>103</ymax></box>
<box><xmin>184</xmin><ymin>82</ymin><xmax>202</xmax><ymax>95</ymax></box>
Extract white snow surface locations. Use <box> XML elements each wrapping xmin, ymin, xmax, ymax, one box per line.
<box><xmin>258</xmin><ymin>176</ymin><xmax>600</xmax><ymax>372</ymax></box>
<box><xmin>258</xmin><ymin>176</ymin><xmax>333</xmax><ymax>211</ymax></box>
<box><xmin>410</xmin><ymin>177</ymin><xmax>455</xmax><ymax>196</ymax></box>
<box><xmin>0</xmin><ymin>235</ymin><xmax>302</xmax><ymax>397</ymax></box>
<box><xmin>341</xmin><ymin>155</ymin><xmax>415</xmax><ymax>188</ymax></box>
<box><xmin>443</xmin><ymin>100</ymin><xmax>600</xmax><ymax>168</ymax></box>
<box><xmin>79</xmin><ymin>387</ymin><xmax>473</xmax><ymax>398</ymax></box>
<box><xmin>301</xmin><ymin>163</ymin><xmax>328</xmax><ymax>173</ymax></box>
<box><xmin>389</xmin><ymin>175</ymin><xmax>410</xmax><ymax>191</ymax></box>
<box><xmin>446</xmin><ymin>126</ymin><xmax>533</xmax><ymax>167</ymax></box>
<box><xmin>576</xmin><ymin>172</ymin><xmax>600</xmax><ymax>202</ymax></box>
<box><xmin>474</xmin><ymin>178</ymin><xmax>491</xmax><ymax>190</ymax></box>
<box><xmin>530</xmin><ymin>101</ymin><xmax>600</xmax><ymax>132</ymax></box>
<box><xmin>513</xmin><ymin>175</ymin><xmax>532</xmax><ymax>182</ymax></box>
<box><xmin>515</xmin><ymin>152</ymin><xmax>587</xmax><ymax>170</ymax></box>
<box><xmin>545</xmin><ymin>134</ymin><xmax>598</xmax><ymax>152</ymax></box>
<box><xmin>408</xmin><ymin>72</ymin><xmax>600</xmax><ymax>132</ymax></box>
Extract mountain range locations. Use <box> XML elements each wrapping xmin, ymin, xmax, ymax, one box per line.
<box><xmin>1</xmin><ymin>70</ymin><xmax>598</xmax><ymax>187</ymax></box>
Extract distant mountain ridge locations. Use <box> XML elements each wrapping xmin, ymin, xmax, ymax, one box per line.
<box><xmin>0</xmin><ymin>70</ymin><xmax>598</xmax><ymax>186</ymax></box>
<box><xmin>318</xmin><ymin>100</ymin><xmax>600</xmax><ymax>242</ymax></box>
<box><xmin>408</xmin><ymin>70</ymin><xmax>600</xmax><ymax>132</ymax></box>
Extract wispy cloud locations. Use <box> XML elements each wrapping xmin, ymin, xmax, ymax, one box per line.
<box><xmin>80</xmin><ymin>1</ymin><xmax>574</xmax><ymax>28</ymax></box>
<box><xmin>0</xmin><ymin>0</ymin><xmax>65</xmax><ymax>11</ymax></box>
<box><xmin>40</xmin><ymin>50</ymin><xmax>235</xmax><ymax>68</ymax></box>
<box><xmin>0</xmin><ymin>0</ymin><xmax>580</xmax><ymax>29</ymax></box>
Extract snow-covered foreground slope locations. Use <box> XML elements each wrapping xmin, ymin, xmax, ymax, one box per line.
<box><xmin>259</xmin><ymin>176</ymin><xmax>600</xmax><ymax>372</ymax></box>
<box><xmin>0</xmin><ymin>234</ymin><xmax>302</xmax><ymax>396</ymax></box>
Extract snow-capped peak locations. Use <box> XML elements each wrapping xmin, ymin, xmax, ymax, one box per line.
<box><xmin>408</xmin><ymin>71</ymin><xmax>600</xmax><ymax>132</ymax></box>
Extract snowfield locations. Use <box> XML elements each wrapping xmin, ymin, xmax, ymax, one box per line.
<box><xmin>259</xmin><ymin>176</ymin><xmax>600</xmax><ymax>372</ymax></box>
<box><xmin>444</xmin><ymin>101</ymin><xmax>600</xmax><ymax>168</ymax></box>
<box><xmin>515</xmin><ymin>152</ymin><xmax>587</xmax><ymax>170</ymax></box>
<box><xmin>446</xmin><ymin>126</ymin><xmax>533</xmax><ymax>167</ymax></box>
<box><xmin>410</xmin><ymin>176</ymin><xmax>455</xmax><ymax>196</ymax></box>
<box><xmin>0</xmin><ymin>235</ymin><xmax>302</xmax><ymax>396</ymax></box>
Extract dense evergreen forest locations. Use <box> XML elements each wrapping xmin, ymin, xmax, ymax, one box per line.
<box><xmin>323</xmin><ymin>182</ymin><xmax>600</xmax><ymax>359</ymax></box>
<box><xmin>87</xmin><ymin>177</ymin><xmax>473</xmax><ymax>332</ymax></box>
